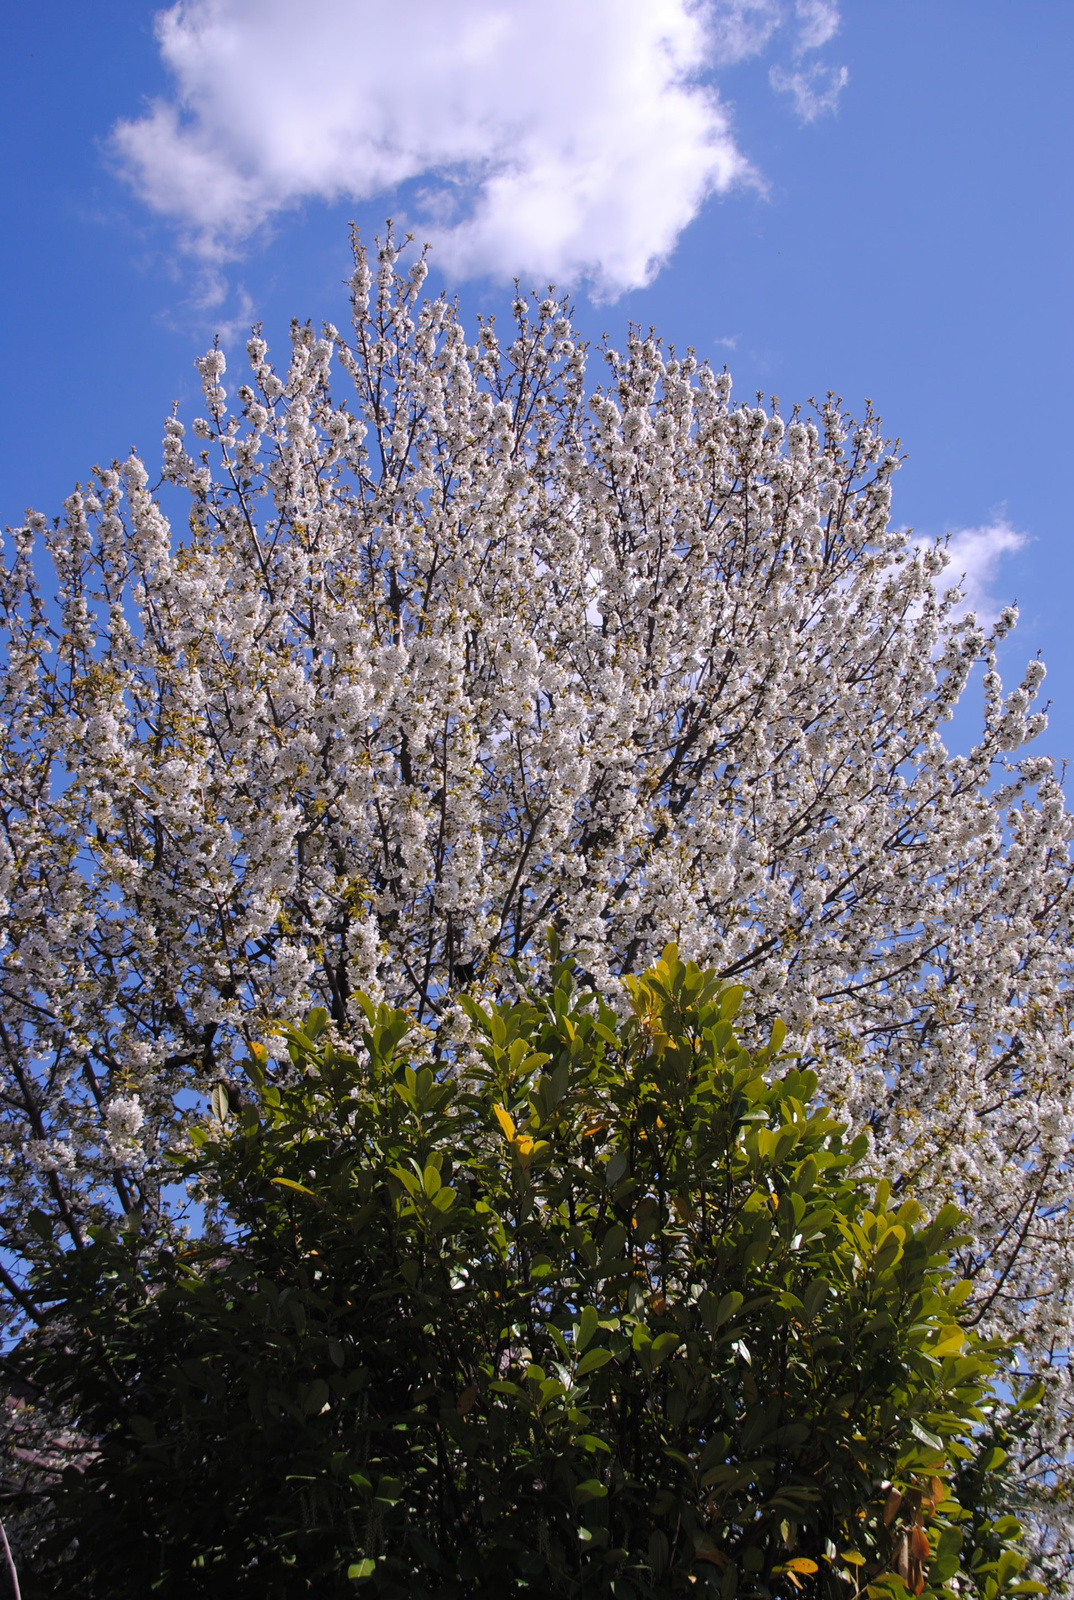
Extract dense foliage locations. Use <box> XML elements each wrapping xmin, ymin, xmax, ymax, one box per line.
<box><xmin>11</xmin><ymin>952</ymin><xmax>1041</xmax><ymax>1598</ymax></box>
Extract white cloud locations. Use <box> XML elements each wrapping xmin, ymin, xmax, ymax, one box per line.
<box><xmin>792</xmin><ymin>0</ymin><xmax>841</xmax><ymax>53</ymax></box>
<box><xmin>943</xmin><ymin>519</ymin><xmax>1027</xmax><ymax>628</ymax></box>
<box><xmin>769</xmin><ymin>60</ymin><xmax>849</xmax><ymax>121</ymax></box>
<box><xmin>707</xmin><ymin>0</ymin><xmax>783</xmax><ymax>65</ymax></box>
<box><xmin>112</xmin><ymin>0</ymin><xmax>846</xmax><ymax>297</ymax></box>
<box><xmin>768</xmin><ymin>0</ymin><xmax>846</xmax><ymax>121</ymax></box>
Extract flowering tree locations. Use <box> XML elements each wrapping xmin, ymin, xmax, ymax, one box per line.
<box><xmin>0</xmin><ymin>235</ymin><xmax>1071</xmax><ymax>1570</ymax></box>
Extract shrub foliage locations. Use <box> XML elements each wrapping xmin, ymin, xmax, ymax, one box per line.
<box><xmin>17</xmin><ymin>950</ymin><xmax>1039</xmax><ymax>1597</ymax></box>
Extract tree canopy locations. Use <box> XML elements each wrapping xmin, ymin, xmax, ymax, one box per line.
<box><xmin>0</xmin><ymin>233</ymin><xmax>1071</xmax><ymax>1577</ymax></box>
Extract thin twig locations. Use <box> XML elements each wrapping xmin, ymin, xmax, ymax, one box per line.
<box><xmin>0</xmin><ymin>1517</ymin><xmax>21</xmax><ymax>1600</ymax></box>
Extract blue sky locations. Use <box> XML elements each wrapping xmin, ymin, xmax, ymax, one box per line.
<box><xmin>2</xmin><ymin>1</ymin><xmax>1071</xmax><ymax>753</ymax></box>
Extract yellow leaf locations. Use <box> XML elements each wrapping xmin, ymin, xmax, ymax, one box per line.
<box><xmin>786</xmin><ymin>1559</ymin><xmax>818</xmax><ymax>1575</ymax></box>
<box><xmin>269</xmin><ymin>1177</ymin><xmax>323</xmax><ymax>1205</ymax></box>
<box><xmin>493</xmin><ymin>1105</ymin><xmax>516</xmax><ymax>1142</ymax></box>
<box><xmin>515</xmin><ymin>1137</ymin><xmax>549</xmax><ymax>1169</ymax></box>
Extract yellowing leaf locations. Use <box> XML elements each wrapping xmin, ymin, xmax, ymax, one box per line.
<box><xmin>269</xmin><ymin>1177</ymin><xmax>323</xmax><ymax>1205</ymax></box>
<box><xmin>210</xmin><ymin>1083</ymin><xmax>231</xmax><ymax>1125</ymax></box>
<box><xmin>493</xmin><ymin>1104</ymin><xmax>516</xmax><ymax>1142</ymax></box>
<box><xmin>456</xmin><ymin>1384</ymin><xmax>479</xmax><ymax>1415</ymax></box>
<box><xmin>786</xmin><ymin>1559</ymin><xmax>818</xmax><ymax>1575</ymax></box>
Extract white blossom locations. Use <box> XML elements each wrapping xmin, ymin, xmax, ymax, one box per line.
<box><xmin>103</xmin><ymin>1095</ymin><xmax>146</xmax><ymax>1169</ymax></box>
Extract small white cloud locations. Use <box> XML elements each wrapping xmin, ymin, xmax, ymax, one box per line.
<box><xmin>713</xmin><ymin>333</ymin><xmax>739</xmax><ymax>350</ymax></box>
<box><xmin>769</xmin><ymin>60</ymin><xmax>849</xmax><ymax>121</ymax></box>
<box><xmin>707</xmin><ymin>0</ymin><xmax>783</xmax><ymax>66</ymax></box>
<box><xmin>768</xmin><ymin>0</ymin><xmax>847</xmax><ymax>121</ymax></box>
<box><xmin>792</xmin><ymin>0</ymin><xmax>841</xmax><ymax>53</ymax></box>
<box><xmin>112</xmin><ymin>0</ymin><xmax>844</xmax><ymax>297</ymax></box>
<box><xmin>942</xmin><ymin>519</ymin><xmax>1027</xmax><ymax>628</ymax></box>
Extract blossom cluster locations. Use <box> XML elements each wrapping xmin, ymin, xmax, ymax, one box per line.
<box><xmin>0</xmin><ymin>235</ymin><xmax>1071</xmax><ymax>1578</ymax></box>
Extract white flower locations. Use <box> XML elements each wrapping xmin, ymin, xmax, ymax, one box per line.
<box><xmin>104</xmin><ymin>1095</ymin><xmax>146</xmax><ymax>1168</ymax></box>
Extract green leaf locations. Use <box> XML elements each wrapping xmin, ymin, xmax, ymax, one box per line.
<box><xmin>348</xmin><ymin>1558</ymin><xmax>376</xmax><ymax>1580</ymax></box>
<box><xmin>930</xmin><ymin>1325</ymin><xmax>965</xmax><ymax>1358</ymax></box>
<box><xmin>576</xmin><ymin>1305</ymin><xmax>600</xmax><ymax>1353</ymax></box>
<box><xmin>719</xmin><ymin>985</ymin><xmax>745</xmax><ymax>1020</ymax></box>
<box><xmin>651</xmin><ymin>1332</ymin><xmax>680</xmax><ymax>1367</ymax></box>
<box><xmin>389</xmin><ymin>1163</ymin><xmax>422</xmax><ymax>1197</ymax></box>
<box><xmin>305</xmin><ymin>1006</ymin><xmax>330</xmax><ymax>1040</ymax></box>
<box><xmin>576</xmin><ymin>1347</ymin><xmax>614</xmax><ymax>1377</ymax></box>
<box><xmin>801</xmin><ymin>1279</ymin><xmax>829</xmax><ymax>1321</ymax></box>
<box><xmin>27</xmin><ymin>1206</ymin><xmax>54</xmax><ymax>1242</ymax></box>
<box><xmin>716</xmin><ymin>1290</ymin><xmax>743</xmax><ymax>1327</ymax></box>
<box><xmin>909</xmin><ymin>1418</ymin><xmax>944</xmax><ymax>1451</ymax></box>
<box><xmin>301</xmin><ymin>1379</ymin><xmax>329</xmax><ymax>1416</ymax></box>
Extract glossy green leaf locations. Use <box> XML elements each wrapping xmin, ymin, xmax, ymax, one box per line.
<box><xmin>575</xmin><ymin>1346</ymin><xmax>614</xmax><ymax>1377</ymax></box>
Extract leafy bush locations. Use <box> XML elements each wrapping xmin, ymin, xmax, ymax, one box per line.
<box><xmin>16</xmin><ymin>949</ymin><xmax>1040</xmax><ymax>1597</ymax></box>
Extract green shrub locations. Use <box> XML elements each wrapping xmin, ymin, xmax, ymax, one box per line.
<box><xmin>17</xmin><ymin>948</ymin><xmax>1039</xmax><ymax>1597</ymax></box>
